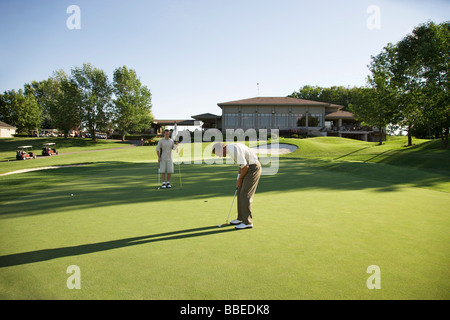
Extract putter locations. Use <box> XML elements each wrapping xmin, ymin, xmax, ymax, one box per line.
<box><xmin>219</xmin><ymin>188</ymin><xmax>238</xmax><ymax>227</ymax></box>
<box><xmin>157</xmin><ymin>167</ymin><xmax>160</xmax><ymax>189</ymax></box>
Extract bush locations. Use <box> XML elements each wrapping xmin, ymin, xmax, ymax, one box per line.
<box><xmin>145</xmin><ymin>138</ymin><xmax>160</xmax><ymax>146</ymax></box>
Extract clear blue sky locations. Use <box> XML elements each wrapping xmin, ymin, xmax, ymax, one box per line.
<box><xmin>0</xmin><ymin>0</ymin><xmax>449</xmax><ymax>119</ymax></box>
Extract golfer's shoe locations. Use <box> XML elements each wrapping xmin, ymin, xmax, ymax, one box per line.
<box><xmin>230</xmin><ymin>219</ymin><xmax>242</xmax><ymax>225</ymax></box>
<box><xmin>161</xmin><ymin>183</ymin><xmax>166</xmax><ymax>189</ymax></box>
<box><xmin>235</xmin><ymin>223</ymin><xmax>253</xmax><ymax>230</ymax></box>
<box><xmin>167</xmin><ymin>183</ymin><xmax>171</xmax><ymax>188</ymax></box>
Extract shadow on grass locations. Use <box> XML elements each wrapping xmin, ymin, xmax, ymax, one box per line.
<box><xmin>1</xmin><ymin>157</ymin><xmax>449</xmax><ymax>268</ymax></box>
<box><xmin>373</xmin><ymin>140</ymin><xmax>450</xmax><ymax>174</ymax></box>
<box><xmin>1</xmin><ymin>156</ymin><xmax>449</xmax><ymax>218</ymax></box>
<box><xmin>333</xmin><ymin>146</ymin><xmax>372</xmax><ymax>161</ymax></box>
<box><xmin>0</xmin><ymin>225</ymin><xmax>235</xmax><ymax>268</ymax></box>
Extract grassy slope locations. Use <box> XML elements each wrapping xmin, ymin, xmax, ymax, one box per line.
<box><xmin>0</xmin><ymin>136</ymin><xmax>449</xmax><ymax>299</ymax></box>
<box><xmin>277</xmin><ymin>136</ymin><xmax>450</xmax><ymax>192</ymax></box>
<box><xmin>280</xmin><ymin>136</ymin><xmax>449</xmax><ymax>170</ymax></box>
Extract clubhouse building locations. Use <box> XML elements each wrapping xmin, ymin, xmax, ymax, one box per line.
<box><xmin>152</xmin><ymin>96</ymin><xmax>384</xmax><ymax>142</ymax></box>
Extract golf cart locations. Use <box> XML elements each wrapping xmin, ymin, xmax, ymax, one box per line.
<box><xmin>16</xmin><ymin>146</ymin><xmax>37</xmax><ymax>160</ymax></box>
<box><xmin>42</xmin><ymin>143</ymin><xmax>58</xmax><ymax>156</ymax></box>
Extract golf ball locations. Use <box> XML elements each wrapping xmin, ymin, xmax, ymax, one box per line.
<box><xmin>70</xmin><ymin>194</ymin><xmax>73</xmax><ymax>196</ymax></box>
<box><xmin>218</xmin><ymin>224</ymin><xmax>222</xmax><ymax>228</ymax></box>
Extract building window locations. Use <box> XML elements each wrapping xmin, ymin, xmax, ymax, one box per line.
<box><xmin>241</xmin><ymin>113</ymin><xmax>255</xmax><ymax>128</ymax></box>
<box><xmin>292</xmin><ymin>114</ymin><xmax>305</xmax><ymax>127</ymax></box>
<box><xmin>309</xmin><ymin>113</ymin><xmax>323</xmax><ymax>127</ymax></box>
<box><xmin>274</xmin><ymin>113</ymin><xmax>289</xmax><ymax>128</ymax></box>
<box><xmin>257</xmin><ymin>113</ymin><xmax>272</xmax><ymax>129</ymax></box>
<box><xmin>224</xmin><ymin>113</ymin><xmax>238</xmax><ymax>127</ymax></box>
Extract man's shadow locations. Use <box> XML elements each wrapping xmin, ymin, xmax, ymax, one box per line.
<box><xmin>0</xmin><ymin>225</ymin><xmax>235</xmax><ymax>268</ymax></box>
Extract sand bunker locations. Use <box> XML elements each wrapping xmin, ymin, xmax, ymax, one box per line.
<box><xmin>251</xmin><ymin>143</ymin><xmax>298</xmax><ymax>154</ymax></box>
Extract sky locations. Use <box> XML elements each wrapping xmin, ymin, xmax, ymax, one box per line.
<box><xmin>0</xmin><ymin>0</ymin><xmax>449</xmax><ymax>120</ymax></box>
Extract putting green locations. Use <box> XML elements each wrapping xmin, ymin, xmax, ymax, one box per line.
<box><xmin>0</xmin><ymin>138</ymin><xmax>449</xmax><ymax>299</ymax></box>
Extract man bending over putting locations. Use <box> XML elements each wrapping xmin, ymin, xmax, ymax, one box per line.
<box><xmin>212</xmin><ymin>142</ymin><xmax>261</xmax><ymax>229</ymax></box>
<box><xmin>156</xmin><ymin>129</ymin><xmax>178</xmax><ymax>189</ymax></box>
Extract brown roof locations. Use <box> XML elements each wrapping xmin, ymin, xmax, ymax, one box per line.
<box><xmin>0</xmin><ymin>121</ymin><xmax>16</xmax><ymax>129</ymax></box>
<box><xmin>325</xmin><ymin>110</ymin><xmax>355</xmax><ymax>120</ymax></box>
<box><xmin>152</xmin><ymin>119</ymin><xmax>197</xmax><ymax>126</ymax></box>
<box><xmin>218</xmin><ymin>97</ymin><xmax>339</xmax><ymax>107</ymax></box>
<box><xmin>192</xmin><ymin>113</ymin><xmax>221</xmax><ymax>120</ymax></box>
<box><xmin>152</xmin><ymin>120</ymin><xmax>191</xmax><ymax>125</ymax></box>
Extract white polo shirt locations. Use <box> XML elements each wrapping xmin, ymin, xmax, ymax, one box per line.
<box><xmin>156</xmin><ymin>138</ymin><xmax>176</xmax><ymax>161</ymax></box>
<box><xmin>226</xmin><ymin>143</ymin><xmax>259</xmax><ymax>168</ymax></box>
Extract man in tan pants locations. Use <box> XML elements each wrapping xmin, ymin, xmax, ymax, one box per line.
<box><xmin>212</xmin><ymin>142</ymin><xmax>261</xmax><ymax>229</ymax></box>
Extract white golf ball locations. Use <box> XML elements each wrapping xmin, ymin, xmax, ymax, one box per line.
<box><xmin>70</xmin><ymin>194</ymin><xmax>73</xmax><ymax>196</ymax></box>
<box><xmin>218</xmin><ymin>224</ymin><xmax>222</xmax><ymax>228</ymax></box>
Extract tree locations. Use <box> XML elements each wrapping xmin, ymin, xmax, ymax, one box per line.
<box><xmin>350</xmin><ymin>86</ymin><xmax>395</xmax><ymax>145</ymax></box>
<box><xmin>112</xmin><ymin>66</ymin><xmax>153</xmax><ymax>140</ymax></box>
<box><xmin>397</xmin><ymin>21</ymin><xmax>450</xmax><ymax>147</ymax></box>
<box><xmin>393</xmin><ymin>31</ymin><xmax>430</xmax><ymax>146</ymax></box>
<box><xmin>24</xmin><ymin>80</ymin><xmax>53</xmax><ymax>129</ymax></box>
<box><xmin>289</xmin><ymin>85</ymin><xmax>323</xmax><ymax>102</ymax></box>
<box><xmin>369</xmin><ymin>42</ymin><xmax>424</xmax><ymax>146</ymax></box>
<box><xmin>40</xmin><ymin>70</ymin><xmax>83</xmax><ymax>138</ymax></box>
<box><xmin>0</xmin><ymin>89</ymin><xmax>41</xmax><ymax>135</ymax></box>
<box><xmin>290</xmin><ymin>85</ymin><xmax>356</xmax><ymax>109</ymax></box>
<box><xmin>349</xmin><ymin>43</ymin><xmax>403</xmax><ymax>146</ymax></box>
<box><xmin>0</xmin><ymin>91</ymin><xmax>14</xmax><ymax>125</ymax></box>
<box><xmin>71</xmin><ymin>63</ymin><xmax>113</xmax><ymax>141</ymax></box>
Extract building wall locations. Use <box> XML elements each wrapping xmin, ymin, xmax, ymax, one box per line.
<box><xmin>0</xmin><ymin>127</ymin><xmax>16</xmax><ymax>138</ymax></box>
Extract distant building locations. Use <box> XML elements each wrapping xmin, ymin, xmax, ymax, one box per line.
<box><xmin>151</xmin><ymin>96</ymin><xmax>384</xmax><ymax>142</ymax></box>
<box><xmin>191</xmin><ymin>113</ymin><xmax>221</xmax><ymax>130</ymax></box>
<box><xmin>150</xmin><ymin>119</ymin><xmax>197</xmax><ymax>134</ymax></box>
<box><xmin>217</xmin><ymin>96</ymin><xmax>382</xmax><ymax>142</ymax></box>
<box><xmin>0</xmin><ymin>121</ymin><xmax>16</xmax><ymax>138</ymax></box>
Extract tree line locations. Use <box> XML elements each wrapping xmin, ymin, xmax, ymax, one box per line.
<box><xmin>0</xmin><ymin>63</ymin><xmax>153</xmax><ymax>141</ymax></box>
<box><xmin>291</xmin><ymin>21</ymin><xmax>449</xmax><ymax>147</ymax></box>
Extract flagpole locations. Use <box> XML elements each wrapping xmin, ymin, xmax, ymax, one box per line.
<box><xmin>172</xmin><ymin>123</ymin><xmax>182</xmax><ymax>189</ymax></box>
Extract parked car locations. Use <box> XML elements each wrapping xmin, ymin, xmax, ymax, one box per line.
<box><xmin>16</xmin><ymin>146</ymin><xmax>37</xmax><ymax>160</ymax></box>
<box><xmin>42</xmin><ymin>143</ymin><xmax>58</xmax><ymax>156</ymax></box>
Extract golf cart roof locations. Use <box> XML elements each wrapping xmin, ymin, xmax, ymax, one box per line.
<box><xmin>17</xmin><ymin>146</ymin><xmax>33</xmax><ymax>148</ymax></box>
<box><xmin>43</xmin><ymin>143</ymin><xmax>55</xmax><ymax>146</ymax></box>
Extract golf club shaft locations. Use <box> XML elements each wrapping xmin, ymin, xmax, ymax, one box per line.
<box><xmin>178</xmin><ymin>153</ymin><xmax>182</xmax><ymax>188</ymax></box>
<box><xmin>226</xmin><ymin>188</ymin><xmax>238</xmax><ymax>224</ymax></box>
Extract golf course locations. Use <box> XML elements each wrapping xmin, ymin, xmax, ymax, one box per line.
<box><xmin>0</xmin><ymin>136</ymin><xmax>449</xmax><ymax>300</ymax></box>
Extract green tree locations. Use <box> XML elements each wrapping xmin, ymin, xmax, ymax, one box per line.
<box><xmin>397</xmin><ymin>21</ymin><xmax>449</xmax><ymax>147</ymax></box>
<box><xmin>392</xmin><ymin>33</ymin><xmax>429</xmax><ymax>146</ymax></box>
<box><xmin>112</xmin><ymin>66</ymin><xmax>153</xmax><ymax>141</ymax></box>
<box><xmin>290</xmin><ymin>85</ymin><xmax>358</xmax><ymax>109</ymax></box>
<box><xmin>41</xmin><ymin>70</ymin><xmax>83</xmax><ymax>138</ymax></box>
<box><xmin>350</xmin><ymin>85</ymin><xmax>396</xmax><ymax>146</ymax></box>
<box><xmin>289</xmin><ymin>85</ymin><xmax>323</xmax><ymax>101</ymax></box>
<box><xmin>0</xmin><ymin>91</ymin><xmax>14</xmax><ymax>125</ymax></box>
<box><xmin>24</xmin><ymin>80</ymin><xmax>53</xmax><ymax>129</ymax></box>
<box><xmin>0</xmin><ymin>89</ymin><xmax>41</xmax><ymax>135</ymax></box>
<box><xmin>350</xmin><ymin>43</ymin><xmax>401</xmax><ymax>146</ymax></box>
<box><xmin>71</xmin><ymin>63</ymin><xmax>113</xmax><ymax>141</ymax></box>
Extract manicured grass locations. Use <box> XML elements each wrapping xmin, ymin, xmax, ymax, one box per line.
<box><xmin>280</xmin><ymin>136</ymin><xmax>450</xmax><ymax>176</ymax></box>
<box><xmin>0</xmin><ymin>137</ymin><xmax>131</xmax><ymax>162</ymax></box>
<box><xmin>0</xmin><ymin>136</ymin><xmax>449</xmax><ymax>299</ymax></box>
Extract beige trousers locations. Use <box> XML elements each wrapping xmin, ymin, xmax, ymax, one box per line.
<box><xmin>237</xmin><ymin>162</ymin><xmax>261</xmax><ymax>225</ymax></box>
